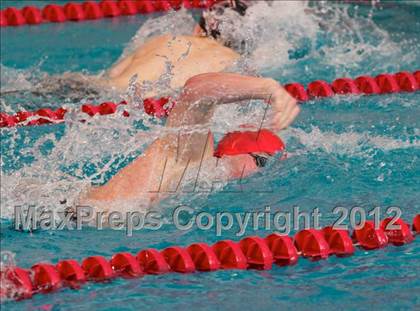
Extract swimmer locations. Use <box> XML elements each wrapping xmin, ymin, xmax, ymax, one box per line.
<box><xmin>80</xmin><ymin>72</ymin><xmax>299</xmax><ymax>207</ymax></box>
<box><xmin>32</xmin><ymin>1</ymin><xmax>297</xmax><ymax>211</ymax></box>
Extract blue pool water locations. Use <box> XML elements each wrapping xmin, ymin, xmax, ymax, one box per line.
<box><xmin>1</xmin><ymin>1</ymin><xmax>419</xmax><ymax>310</ymax></box>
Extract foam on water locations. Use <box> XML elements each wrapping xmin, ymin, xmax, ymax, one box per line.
<box><xmin>284</xmin><ymin>126</ymin><xmax>420</xmax><ymax>157</ymax></box>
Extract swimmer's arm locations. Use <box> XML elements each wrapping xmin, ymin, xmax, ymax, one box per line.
<box><xmin>167</xmin><ymin>72</ymin><xmax>299</xmax><ymax>130</ymax></box>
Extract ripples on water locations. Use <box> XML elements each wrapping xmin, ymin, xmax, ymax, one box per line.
<box><xmin>0</xmin><ymin>1</ymin><xmax>419</xmax><ymax>306</ymax></box>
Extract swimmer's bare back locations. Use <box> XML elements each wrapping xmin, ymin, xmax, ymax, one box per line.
<box><xmin>11</xmin><ymin>36</ymin><xmax>237</xmax><ymax>101</ymax></box>
<box><xmin>102</xmin><ymin>35</ymin><xmax>240</xmax><ymax>95</ymax></box>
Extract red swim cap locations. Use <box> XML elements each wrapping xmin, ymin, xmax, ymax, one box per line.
<box><xmin>214</xmin><ymin>129</ymin><xmax>285</xmax><ymax>157</ymax></box>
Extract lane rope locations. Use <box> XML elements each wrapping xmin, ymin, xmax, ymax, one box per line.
<box><xmin>1</xmin><ymin>215</ymin><xmax>419</xmax><ymax>300</ymax></box>
<box><xmin>0</xmin><ymin>0</ymin><xmax>216</xmax><ymax>27</ymax></box>
<box><xmin>0</xmin><ymin>0</ymin><xmax>402</xmax><ymax>28</ymax></box>
<box><xmin>1</xmin><ymin>70</ymin><xmax>419</xmax><ymax>128</ymax></box>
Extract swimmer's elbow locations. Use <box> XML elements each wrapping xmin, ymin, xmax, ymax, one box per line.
<box><xmin>182</xmin><ymin>73</ymin><xmax>226</xmax><ymax>102</ymax></box>
<box><xmin>184</xmin><ymin>73</ymin><xmax>220</xmax><ymax>91</ymax></box>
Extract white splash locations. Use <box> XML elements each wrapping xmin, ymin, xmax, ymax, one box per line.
<box><xmin>285</xmin><ymin>126</ymin><xmax>420</xmax><ymax>156</ymax></box>
<box><xmin>120</xmin><ymin>8</ymin><xmax>197</xmax><ymax>60</ymax></box>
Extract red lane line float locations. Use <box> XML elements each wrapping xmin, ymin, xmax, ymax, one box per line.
<box><xmin>4</xmin><ymin>7</ymin><xmax>25</xmax><ymax>26</ymax></box>
<box><xmin>185</xmin><ymin>0</ymin><xmax>215</xmax><ymax>9</ymax></box>
<box><xmin>187</xmin><ymin>243</ymin><xmax>220</xmax><ymax>271</ymax></box>
<box><xmin>322</xmin><ymin>226</ymin><xmax>355</xmax><ymax>256</ymax></box>
<box><xmin>31</xmin><ymin>263</ymin><xmax>62</xmax><ymax>293</ymax></box>
<box><xmin>81</xmin><ymin>103</ymin><xmax>101</xmax><ymax>116</ymax></box>
<box><xmin>414</xmin><ymin>71</ymin><xmax>420</xmax><ymax>86</ymax></box>
<box><xmin>81</xmin><ymin>256</ymin><xmax>115</xmax><ymax>281</ymax></box>
<box><xmin>0</xmin><ymin>10</ymin><xmax>8</xmax><ymax>27</ymax></box>
<box><xmin>354</xmin><ymin>75</ymin><xmax>381</xmax><ymax>94</ymax></box>
<box><xmin>1</xmin><ymin>215</ymin><xmax>418</xmax><ymax>301</ymax></box>
<box><xmin>55</xmin><ymin>107</ymin><xmax>68</xmax><ymax>119</ymax></box>
<box><xmin>375</xmin><ymin>74</ymin><xmax>400</xmax><ymax>94</ymax></box>
<box><xmin>111</xmin><ymin>252</ymin><xmax>143</xmax><ymax>277</ymax></box>
<box><xmin>83</xmin><ymin>1</ymin><xmax>104</xmax><ymax>20</ymax></box>
<box><xmin>307</xmin><ymin>80</ymin><xmax>335</xmax><ymax>98</ymax></box>
<box><xmin>56</xmin><ymin>259</ymin><xmax>87</xmax><ymax>285</ymax></box>
<box><xmin>394</xmin><ymin>71</ymin><xmax>419</xmax><ymax>92</ymax></box>
<box><xmin>1</xmin><ymin>0</ymin><xmax>215</xmax><ymax>27</ymax></box>
<box><xmin>136</xmin><ymin>0</ymin><xmax>156</xmax><ymax>14</ymax></box>
<box><xmin>100</xmin><ymin>0</ymin><xmax>121</xmax><ymax>17</ymax></box>
<box><xmin>380</xmin><ymin>218</ymin><xmax>414</xmax><ymax>246</ymax></box>
<box><xmin>0</xmin><ymin>113</ymin><xmax>17</xmax><ymax>127</ymax></box>
<box><xmin>168</xmin><ymin>0</ymin><xmax>185</xmax><ymax>10</ymax></box>
<box><xmin>294</xmin><ymin>229</ymin><xmax>330</xmax><ymax>259</ymax></box>
<box><xmin>98</xmin><ymin>102</ymin><xmax>118</xmax><ymax>115</ymax></box>
<box><xmin>22</xmin><ymin>6</ymin><xmax>43</xmax><ymax>25</ymax></box>
<box><xmin>143</xmin><ymin>97</ymin><xmax>172</xmax><ymax>117</ymax></box>
<box><xmin>239</xmin><ymin>236</ymin><xmax>273</xmax><ymax>270</ymax></box>
<box><xmin>284</xmin><ymin>83</ymin><xmax>309</xmax><ymax>101</ymax></box>
<box><xmin>332</xmin><ymin>78</ymin><xmax>360</xmax><ymax>95</ymax></box>
<box><xmin>0</xmin><ymin>267</ymin><xmax>33</xmax><ymax>300</ymax></box>
<box><xmin>352</xmin><ymin>221</ymin><xmax>388</xmax><ymax>250</ymax></box>
<box><xmin>42</xmin><ymin>4</ymin><xmax>67</xmax><ymax>23</ymax></box>
<box><xmin>15</xmin><ymin>111</ymin><xmax>34</xmax><ymax>124</ymax></box>
<box><xmin>118</xmin><ymin>0</ymin><xmax>139</xmax><ymax>15</ymax></box>
<box><xmin>153</xmin><ymin>0</ymin><xmax>174</xmax><ymax>12</ymax></box>
<box><xmin>137</xmin><ymin>248</ymin><xmax>171</xmax><ymax>274</ymax></box>
<box><xmin>64</xmin><ymin>3</ymin><xmax>86</xmax><ymax>21</ymax></box>
<box><xmin>265</xmin><ymin>233</ymin><xmax>298</xmax><ymax>266</ymax></box>
<box><xmin>161</xmin><ymin>246</ymin><xmax>196</xmax><ymax>273</ymax></box>
<box><xmin>2</xmin><ymin>70</ymin><xmax>418</xmax><ymax>129</ymax></box>
<box><xmin>36</xmin><ymin>108</ymin><xmax>59</xmax><ymax>125</ymax></box>
<box><xmin>414</xmin><ymin>215</ymin><xmax>420</xmax><ymax>234</ymax></box>
<box><xmin>212</xmin><ymin>240</ymin><xmax>248</xmax><ymax>269</ymax></box>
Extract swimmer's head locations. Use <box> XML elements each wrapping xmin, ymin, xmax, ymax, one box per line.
<box><xmin>214</xmin><ymin>129</ymin><xmax>285</xmax><ymax>158</ymax></box>
<box><xmin>214</xmin><ymin>129</ymin><xmax>285</xmax><ymax>176</ymax></box>
<box><xmin>197</xmin><ymin>0</ymin><xmax>256</xmax><ymax>52</ymax></box>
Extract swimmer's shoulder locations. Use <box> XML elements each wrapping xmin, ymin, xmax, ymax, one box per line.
<box><xmin>130</xmin><ymin>35</ymin><xmax>197</xmax><ymax>60</ymax></box>
<box><xmin>191</xmin><ymin>38</ymin><xmax>240</xmax><ymax>64</ymax></box>
<box><xmin>141</xmin><ymin>35</ymin><xmax>239</xmax><ymax>57</ymax></box>
<box><xmin>139</xmin><ymin>34</ymin><xmax>197</xmax><ymax>48</ymax></box>
<box><xmin>168</xmin><ymin>36</ymin><xmax>240</xmax><ymax>66</ymax></box>
<box><xmin>139</xmin><ymin>35</ymin><xmax>197</xmax><ymax>51</ymax></box>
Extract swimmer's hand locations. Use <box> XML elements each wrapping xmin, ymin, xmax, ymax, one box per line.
<box><xmin>266</xmin><ymin>80</ymin><xmax>300</xmax><ymax>130</ymax></box>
